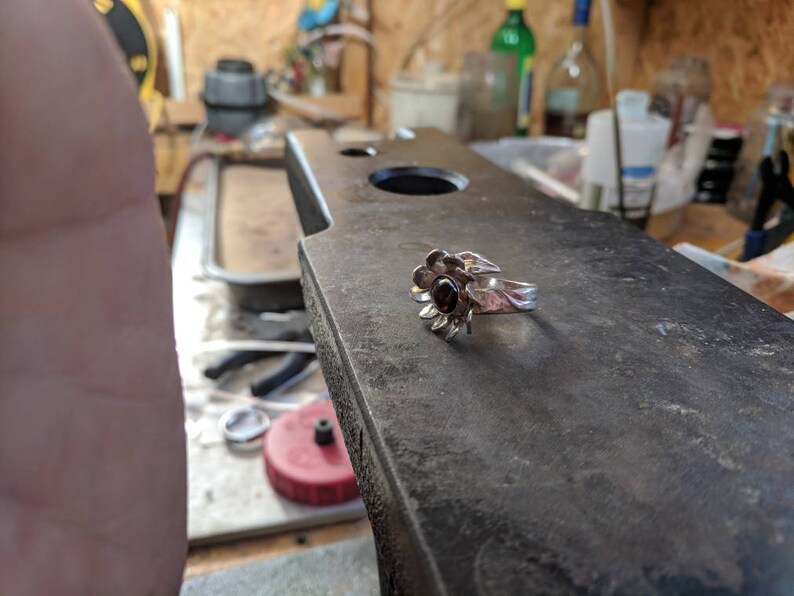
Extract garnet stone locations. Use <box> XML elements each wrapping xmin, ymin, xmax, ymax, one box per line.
<box><xmin>431</xmin><ymin>276</ymin><xmax>459</xmax><ymax>314</ymax></box>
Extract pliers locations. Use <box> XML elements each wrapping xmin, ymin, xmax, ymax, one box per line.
<box><xmin>741</xmin><ymin>149</ymin><xmax>794</xmax><ymax>261</ymax></box>
<box><xmin>203</xmin><ymin>329</ymin><xmax>316</xmax><ymax>397</ymax></box>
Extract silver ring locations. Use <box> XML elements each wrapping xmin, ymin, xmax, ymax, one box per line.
<box><xmin>410</xmin><ymin>249</ymin><xmax>537</xmax><ymax>341</ymax></box>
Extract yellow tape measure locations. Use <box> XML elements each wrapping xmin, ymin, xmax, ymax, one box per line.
<box><xmin>93</xmin><ymin>0</ymin><xmax>157</xmax><ymax>100</ymax></box>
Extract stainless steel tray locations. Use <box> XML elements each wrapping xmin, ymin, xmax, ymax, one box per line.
<box><xmin>202</xmin><ymin>155</ymin><xmax>304</xmax><ymax>312</ymax></box>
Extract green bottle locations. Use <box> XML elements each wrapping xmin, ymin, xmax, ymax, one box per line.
<box><xmin>490</xmin><ymin>0</ymin><xmax>536</xmax><ymax>136</ymax></box>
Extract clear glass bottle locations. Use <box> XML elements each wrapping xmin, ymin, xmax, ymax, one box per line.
<box><xmin>543</xmin><ymin>0</ymin><xmax>599</xmax><ymax>139</ymax></box>
<box><xmin>490</xmin><ymin>0</ymin><xmax>536</xmax><ymax>136</ymax></box>
<box><xmin>457</xmin><ymin>52</ymin><xmax>518</xmax><ymax>141</ymax></box>
<box><xmin>649</xmin><ymin>56</ymin><xmax>712</xmax><ymax>147</ymax></box>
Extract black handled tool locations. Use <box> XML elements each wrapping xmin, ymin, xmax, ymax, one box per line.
<box><xmin>249</xmin><ymin>349</ymin><xmax>316</xmax><ymax>397</ymax></box>
<box><xmin>742</xmin><ymin>150</ymin><xmax>794</xmax><ymax>260</ymax></box>
<box><xmin>203</xmin><ymin>329</ymin><xmax>299</xmax><ymax>380</ymax></box>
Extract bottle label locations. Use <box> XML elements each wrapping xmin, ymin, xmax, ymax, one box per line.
<box><xmin>622</xmin><ymin>166</ymin><xmax>655</xmax><ymax>178</ymax></box>
<box><xmin>517</xmin><ymin>55</ymin><xmax>534</xmax><ymax>130</ymax></box>
<box><xmin>546</xmin><ymin>88</ymin><xmax>580</xmax><ymax>112</ymax></box>
<box><xmin>603</xmin><ymin>186</ymin><xmax>653</xmax><ymax>211</ymax></box>
<box><xmin>603</xmin><ymin>167</ymin><xmax>656</xmax><ymax>210</ymax></box>
<box><xmin>573</xmin><ymin>0</ymin><xmax>592</xmax><ymax>26</ymax></box>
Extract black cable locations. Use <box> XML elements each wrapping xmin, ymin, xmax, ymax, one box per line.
<box><xmin>167</xmin><ymin>150</ymin><xmax>213</xmax><ymax>250</ymax></box>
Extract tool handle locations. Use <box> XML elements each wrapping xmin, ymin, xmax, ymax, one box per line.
<box><xmin>250</xmin><ymin>351</ymin><xmax>315</xmax><ymax>397</ymax></box>
<box><xmin>203</xmin><ymin>329</ymin><xmax>300</xmax><ymax>379</ymax></box>
<box><xmin>750</xmin><ymin>157</ymin><xmax>776</xmax><ymax>231</ymax></box>
<box><xmin>204</xmin><ymin>350</ymin><xmax>270</xmax><ymax>380</ymax></box>
<box><xmin>741</xmin><ymin>229</ymin><xmax>767</xmax><ymax>262</ymax></box>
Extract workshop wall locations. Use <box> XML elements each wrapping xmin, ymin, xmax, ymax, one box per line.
<box><xmin>146</xmin><ymin>0</ymin><xmax>301</xmax><ymax>100</ymax></box>
<box><xmin>630</xmin><ymin>0</ymin><xmax>794</xmax><ymax>125</ymax></box>
<box><xmin>365</xmin><ymin>0</ymin><xmax>793</xmax><ymax>130</ymax></box>
<box><xmin>142</xmin><ymin>0</ymin><xmax>643</xmax><ymax>128</ymax></box>
<box><xmin>362</xmin><ymin>0</ymin><xmax>645</xmax><ymax>132</ymax></box>
<box><xmin>144</xmin><ymin>0</ymin><xmax>792</xmax><ymax>129</ymax></box>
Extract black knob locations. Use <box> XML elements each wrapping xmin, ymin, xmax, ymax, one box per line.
<box><xmin>314</xmin><ymin>418</ymin><xmax>335</xmax><ymax>446</ymax></box>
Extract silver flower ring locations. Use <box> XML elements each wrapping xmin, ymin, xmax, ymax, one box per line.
<box><xmin>410</xmin><ymin>249</ymin><xmax>538</xmax><ymax>341</ymax></box>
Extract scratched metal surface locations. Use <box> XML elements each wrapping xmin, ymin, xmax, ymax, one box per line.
<box><xmin>286</xmin><ymin>128</ymin><xmax>794</xmax><ymax>595</ymax></box>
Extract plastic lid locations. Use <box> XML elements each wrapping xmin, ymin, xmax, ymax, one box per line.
<box><xmin>616</xmin><ymin>90</ymin><xmax>650</xmax><ymax>119</ymax></box>
<box><xmin>263</xmin><ymin>401</ymin><xmax>359</xmax><ymax>506</ymax></box>
<box><xmin>506</xmin><ymin>0</ymin><xmax>526</xmax><ymax>10</ymax></box>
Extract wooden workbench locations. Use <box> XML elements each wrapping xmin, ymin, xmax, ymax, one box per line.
<box><xmin>662</xmin><ymin>203</ymin><xmax>747</xmax><ymax>254</ymax></box>
<box><xmin>184</xmin><ymin>519</ymin><xmax>373</xmax><ymax>579</ymax></box>
<box><xmin>151</xmin><ymin>96</ymin><xmax>366</xmax><ymax>197</ymax></box>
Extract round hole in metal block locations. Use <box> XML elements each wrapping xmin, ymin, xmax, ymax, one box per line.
<box><xmin>340</xmin><ymin>146</ymin><xmax>378</xmax><ymax>157</ymax></box>
<box><xmin>369</xmin><ymin>167</ymin><xmax>468</xmax><ymax>196</ymax></box>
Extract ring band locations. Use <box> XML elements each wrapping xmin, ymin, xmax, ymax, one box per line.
<box><xmin>410</xmin><ymin>249</ymin><xmax>538</xmax><ymax>341</ymax></box>
<box><xmin>468</xmin><ymin>277</ymin><xmax>538</xmax><ymax>315</ymax></box>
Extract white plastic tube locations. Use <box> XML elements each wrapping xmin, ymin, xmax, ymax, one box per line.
<box><xmin>164</xmin><ymin>7</ymin><xmax>186</xmax><ymax>100</ymax></box>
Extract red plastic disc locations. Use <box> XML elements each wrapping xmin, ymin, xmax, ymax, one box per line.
<box><xmin>263</xmin><ymin>400</ymin><xmax>359</xmax><ymax>506</ymax></box>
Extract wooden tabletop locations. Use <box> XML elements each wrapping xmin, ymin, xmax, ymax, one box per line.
<box><xmin>184</xmin><ymin>519</ymin><xmax>373</xmax><ymax>580</ymax></box>
<box><xmin>661</xmin><ymin>203</ymin><xmax>747</xmax><ymax>254</ymax></box>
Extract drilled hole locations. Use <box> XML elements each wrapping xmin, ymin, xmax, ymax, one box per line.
<box><xmin>369</xmin><ymin>167</ymin><xmax>468</xmax><ymax>196</ymax></box>
<box><xmin>340</xmin><ymin>146</ymin><xmax>378</xmax><ymax>157</ymax></box>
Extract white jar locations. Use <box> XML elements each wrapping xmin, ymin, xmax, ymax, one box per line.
<box><xmin>580</xmin><ymin>90</ymin><xmax>671</xmax><ymax>217</ymax></box>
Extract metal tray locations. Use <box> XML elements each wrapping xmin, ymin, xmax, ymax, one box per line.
<box><xmin>203</xmin><ymin>155</ymin><xmax>304</xmax><ymax>312</ymax></box>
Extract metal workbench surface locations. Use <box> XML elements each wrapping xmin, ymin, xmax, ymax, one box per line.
<box><xmin>286</xmin><ymin>128</ymin><xmax>794</xmax><ymax>595</ymax></box>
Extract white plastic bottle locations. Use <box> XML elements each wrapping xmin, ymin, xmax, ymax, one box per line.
<box><xmin>580</xmin><ymin>90</ymin><xmax>671</xmax><ymax>220</ymax></box>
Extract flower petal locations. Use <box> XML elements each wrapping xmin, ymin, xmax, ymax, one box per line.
<box><xmin>426</xmin><ymin>249</ymin><xmax>449</xmax><ymax>273</ymax></box>
<box><xmin>412</xmin><ymin>265</ymin><xmax>435</xmax><ymax>290</ymax></box>
<box><xmin>465</xmin><ymin>281</ymin><xmax>484</xmax><ymax>307</ymax></box>
<box><xmin>457</xmin><ymin>251</ymin><xmax>501</xmax><ymax>274</ymax></box>
<box><xmin>418</xmin><ymin>304</ymin><xmax>439</xmax><ymax>319</ymax></box>
<box><xmin>444</xmin><ymin>320</ymin><xmax>464</xmax><ymax>342</ymax></box>
<box><xmin>443</xmin><ymin>254</ymin><xmax>466</xmax><ymax>272</ymax></box>
<box><xmin>410</xmin><ymin>286</ymin><xmax>431</xmax><ymax>303</ymax></box>
<box><xmin>431</xmin><ymin>315</ymin><xmax>450</xmax><ymax>332</ymax></box>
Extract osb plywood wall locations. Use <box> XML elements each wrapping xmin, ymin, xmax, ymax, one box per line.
<box><xmin>142</xmin><ymin>0</ymin><xmax>793</xmax><ymax>128</ymax></box>
<box><xmin>630</xmin><ymin>0</ymin><xmax>794</xmax><ymax>124</ymax></box>
<box><xmin>146</xmin><ymin>0</ymin><xmax>302</xmax><ymax>99</ymax></box>
<box><xmin>141</xmin><ymin>0</ymin><xmax>643</xmax><ymax>130</ymax></box>
<box><xmin>363</xmin><ymin>0</ymin><xmax>645</xmax><ymax>131</ymax></box>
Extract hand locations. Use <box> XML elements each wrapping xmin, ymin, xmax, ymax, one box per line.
<box><xmin>0</xmin><ymin>1</ymin><xmax>187</xmax><ymax>593</ymax></box>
